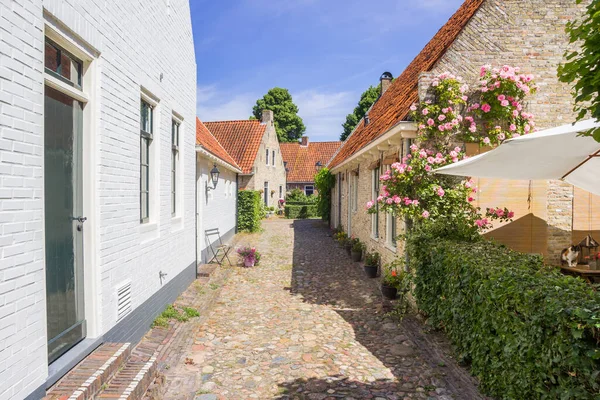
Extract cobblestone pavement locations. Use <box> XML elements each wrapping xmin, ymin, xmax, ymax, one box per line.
<box><xmin>160</xmin><ymin>218</ymin><xmax>485</xmax><ymax>400</ymax></box>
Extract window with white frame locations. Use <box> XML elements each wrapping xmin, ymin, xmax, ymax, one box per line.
<box><xmin>305</xmin><ymin>185</ymin><xmax>314</xmax><ymax>196</ymax></box>
<box><xmin>371</xmin><ymin>166</ymin><xmax>380</xmax><ymax>238</ymax></box>
<box><xmin>272</xmin><ymin>150</ymin><xmax>275</xmax><ymax>166</ymax></box>
<box><xmin>351</xmin><ymin>172</ymin><xmax>358</xmax><ymax>212</ymax></box>
<box><xmin>140</xmin><ymin>100</ymin><xmax>153</xmax><ymax>223</ymax></box>
<box><xmin>279</xmin><ymin>185</ymin><xmax>283</xmax><ymax>199</ymax></box>
<box><xmin>265</xmin><ymin>148</ymin><xmax>269</xmax><ymax>165</ymax></box>
<box><xmin>386</xmin><ymin>212</ymin><xmax>397</xmax><ymax>249</ymax></box>
<box><xmin>171</xmin><ymin>118</ymin><xmax>179</xmax><ymax>216</ymax></box>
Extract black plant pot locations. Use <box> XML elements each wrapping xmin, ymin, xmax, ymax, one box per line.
<box><xmin>351</xmin><ymin>250</ymin><xmax>362</xmax><ymax>262</ymax></box>
<box><xmin>381</xmin><ymin>284</ymin><xmax>398</xmax><ymax>299</ymax></box>
<box><xmin>363</xmin><ymin>265</ymin><xmax>378</xmax><ymax>278</ymax></box>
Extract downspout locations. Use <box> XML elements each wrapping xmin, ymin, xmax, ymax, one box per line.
<box><xmin>195</xmin><ymin>154</ymin><xmax>198</xmax><ymax>269</ymax></box>
<box><xmin>235</xmin><ymin>173</ymin><xmax>239</xmax><ymax>233</ymax></box>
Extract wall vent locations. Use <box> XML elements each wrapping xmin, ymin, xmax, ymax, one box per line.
<box><xmin>117</xmin><ymin>282</ymin><xmax>132</xmax><ymax>322</ymax></box>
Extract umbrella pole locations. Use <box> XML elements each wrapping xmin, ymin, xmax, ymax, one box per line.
<box><xmin>561</xmin><ymin>148</ymin><xmax>600</xmax><ymax>180</ymax></box>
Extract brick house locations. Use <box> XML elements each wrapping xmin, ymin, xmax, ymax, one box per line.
<box><xmin>280</xmin><ymin>136</ymin><xmax>341</xmax><ymax>196</ymax></box>
<box><xmin>0</xmin><ymin>1</ymin><xmax>197</xmax><ymax>398</ymax></box>
<box><xmin>205</xmin><ymin>110</ymin><xmax>287</xmax><ymax>207</ymax></box>
<box><xmin>328</xmin><ymin>0</ymin><xmax>590</xmax><ymax>266</ymax></box>
<box><xmin>196</xmin><ymin>118</ymin><xmax>241</xmax><ymax>264</ymax></box>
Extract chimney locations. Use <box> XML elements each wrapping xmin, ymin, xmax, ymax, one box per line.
<box><xmin>300</xmin><ymin>136</ymin><xmax>309</xmax><ymax>146</ymax></box>
<box><xmin>380</xmin><ymin>71</ymin><xmax>393</xmax><ymax>96</ymax></box>
<box><xmin>261</xmin><ymin>109</ymin><xmax>274</xmax><ymax>124</ymax></box>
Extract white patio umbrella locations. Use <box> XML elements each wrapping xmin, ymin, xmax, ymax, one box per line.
<box><xmin>436</xmin><ymin>119</ymin><xmax>600</xmax><ymax>196</ymax></box>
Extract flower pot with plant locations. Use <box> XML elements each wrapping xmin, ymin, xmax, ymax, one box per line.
<box><xmin>334</xmin><ymin>231</ymin><xmax>348</xmax><ymax>248</ymax></box>
<box><xmin>237</xmin><ymin>246</ymin><xmax>261</xmax><ymax>267</ymax></box>
<box><xmin>345</xmin><ymin>236</ymin><xmax>356</xmax><ymax>255</ymax></box>
<box><xmin>351</xmin><ymin>241</ymin><xmax>364</xmax><ymax>262</ymax></box>
<box><xmin>363</xmin><ymin>251</ymin><xmax>380</xmax><ymax>278</ymax></box>
<box><xmin>588</xmin><ymin>252</ymin><xmax>600</xmax><ymax>270</ymax></box>
<box><xmin>381</xmin><ymin>259</ymin><xmax>411</xmax><ymax>299</ymax></box>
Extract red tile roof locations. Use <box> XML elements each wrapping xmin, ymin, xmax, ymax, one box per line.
<box><xmin>204</xmin><ymin>120</ymin><xmax>267</xmax><ymax>174</ymax></box>
<box><xmin>328</xmin><ymin>0</ymin><xmax>485</xmax><ymax>169</ymax></box>
<box><xmin>196</xmin><ymin>118</ymin><xmax>241</xmax><ymax>170</ymax></box>
<box><xmin>281</xmin><ymin>141</ymin><xmax>341</xmax><ymax>183</ymax></box>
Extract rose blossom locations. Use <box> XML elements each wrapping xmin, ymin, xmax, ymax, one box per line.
<box><xmin>425</xmin><ymin>165</ymin><xmax>432</xmax><ymax>172</ymax></box>
<box><xmin>436</xmin><ymin>187</ymin><xmax>445</xmax><ymax>197</ymax></box>
<box><xmin>495</xmin><ymin>208</ymin><xmax>505</xmax><ymax>217</ymax></box>
<box><xmin>419</xmin><ymin>150</ymin><xmax>427</xmax><ymax>158</ymax></box>
<box><xmin>422</xmin><ymin>108</ymin><xmax>429</xmax><ymax>116</ymax></box>
<box><xmin>468</xmin><ymin>197</ymin><xmax>474</xmax><ymax>202</ymax></box>
<box><xmin>501</xmin><ymin>100</ymin><xmax>510</xmax><ymax>107</ymax></box>
<box><xmin>438</xmin><ymin>125</ymin><xmax>445</xmax><ymax>132</ymax></box>
<box><xmin>366</xmin><ymin>201</ymin><xmax>374</xmax><ymax>209</ymax></box>
<box><xmin>481</xmin><ymin>104</ymin><xmax>491</xmax><ymax>113</ymax></box>
<box><xmin>422</xmin><ymin>210</ymin><xmax>430</xmax><ymax>219</ymax></box>
<box><xmin>508</xmin><ymin>211</ymin><xmax>515</xmax><ymax>218</ymax></box>
<box><xmin>438</xmin><ymin>114</ymin><xmax>446</xmax><ymax>121</ymax></box>
<box><xmin>410</xmin><ymin>104</ymin><xmax>417</xmax><ymax>111</ymax></box>
<box><xmin>509</xmin><ymin>124</ymin><xmax>516</xmax><ymax>131</ymax></box>
<box><xmin>483</xmin><ymin>137</ymin><xmax>491</xmax><ymax>145</ymax></box>
<box><xmin>386</xmin><ymin>198</ymin><xmax>393</xmax><ymax>205</ymax></box>
<box><xmin>427</xmin><ymin>118</ymin><xmax>435</xmax><ymax>126</ymax></box>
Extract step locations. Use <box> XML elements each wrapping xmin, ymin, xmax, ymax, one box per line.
<box><xmin>97</xmin><ymin>354</ymin><xmax>157</xmax><ymax>400</ymax></box>
<box><xmin>44</xmin><ymin>343</ymin><xmax>131</xmax><ymax>400</ymax></box>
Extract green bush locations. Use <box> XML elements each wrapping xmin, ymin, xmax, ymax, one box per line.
<box><xmin>237</xmin><ymin>190</ymin><xmax>262</xmax><ymax>232</ymax></box>
<box><xmin>286</xmin><ymin>189</ymin><xmax>317</xmax><ymax>204</ymax></box>
<box><xmin>284</xmin><ymin>204</ymin><xmax>318</xmax><ymax>219</ymax></box>
<box><xmin>408</xmin><ymin>235</ymin><xmax>600</xmax><ymax>399</ymax></box>
<box><xmin>314</xmin><ymin>167</ymin><xmax>335</xmax><ymax>222</ymax></box>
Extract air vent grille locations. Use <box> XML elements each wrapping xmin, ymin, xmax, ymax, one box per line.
<box><xmin>117</xmin><ymin>282</ymin><xmax>132</xmax><ymax>322</ymax></box>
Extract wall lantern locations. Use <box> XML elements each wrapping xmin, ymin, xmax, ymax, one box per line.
<box><xmin>206</xmin><ymin>163</ymin><xmax>221</xmax><ymax>195</ymax></box>
<box><xmin>315</xmin><ymin>161</ymin><xmax>323</xmax><ymax>172</ymax></box>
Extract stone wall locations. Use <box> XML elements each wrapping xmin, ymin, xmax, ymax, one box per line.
<box><xmin>428</xmin><ymin>0</ymin><xmax>587</xmax><ymax>263</ymax></box>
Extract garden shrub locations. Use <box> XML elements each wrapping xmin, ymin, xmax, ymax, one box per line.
<box><xmin>315</xmin><ymin>167</ymin><xmax>335</xmax><ymax>222</ymax></box>
<box><xmin>286</xmin><ymin>188</ymin><xmax>317</xmax><ymax>204</ymax></box>
<box><xmin>407</xmin><ymin>234</ymin><xmax>600</xmax><ymax>399</ymax></box>
<box><xmin>284</xmin><ymin>204</ymin><xmax>318</xmax><ymax>219</ymax></box>
<box><xmin>237</xmin><ymin>190</ymin><xmax>262</xmax><ymax>232</ymax></box>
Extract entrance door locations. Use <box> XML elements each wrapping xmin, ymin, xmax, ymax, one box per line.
<box><xmin>264</xmin><ymin>182</ymin><xmax>269</xmax><ymax>206</ymax></box>
<box><xmin>347</xmin><ymin>172</ymin><xmax>352</xmax><ymax>235</ymax></box>
<box><xmin>44</xmin><ymin>85</ymin><xmax>86</xmax><ymax>363</ymax></box>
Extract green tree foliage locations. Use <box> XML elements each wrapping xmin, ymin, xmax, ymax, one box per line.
<box><xmin>558</xmin><ymin>0</ymin><xmax>600</xmax><ymax>141</ymax></box>
<box><xmin>237</xmin><ymin>190</ymin><xmax>262</xmax><ymax>232</ymax></box>
<box><xmin>340</xmin><ymin>85</ymin><xmax>380</xmax><ymax>141</ymax></box>
<box><xmin>314</xmin><ymin>167</ymin><xmax>336</xmax><ymax>222</ymax></box>
<box><xmin>251</xmin><ymin>88</ymin><xmax>306</xmax><ymax>142</ymax></box>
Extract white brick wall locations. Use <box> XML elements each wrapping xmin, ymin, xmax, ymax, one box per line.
<box><xmin>0</xmin><ymin>1</ymin><xmax>197</xmax><ymax>398</ymax></box>
<box><xmin>0</xmin><ymin>1</ymin><xmax>46</xmax><ymax>399</ymax></box>
<box><xmin>197</xmin><ymin>156</ymin><xmax>237</xmax><ymax>263</ymax></box>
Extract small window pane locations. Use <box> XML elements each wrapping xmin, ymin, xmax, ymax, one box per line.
<box><xmin>272</xmin><ymin>150</ymin><xmax>275</xmax><ymax>165</ymax></box>
<box><xmin>265</xmin><ymin>149</ymin><xmax>269</xmax><ymax>165</ymax></box>
<box><xmin>141</xmin><ymin>101</ymin><xmax>153</xmax><ymax>134</ymax></box>
<box><xmin>141</xmin><ymin>192</ymin><xmax>148</xmax><ymax>220</ymax></box>
<box><xmin>44</xmin><ymin>39</ymin><xmax>82</xmax><ymax>88</ymax></box>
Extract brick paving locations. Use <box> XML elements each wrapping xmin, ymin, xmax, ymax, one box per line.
<box><xmin>158</xmin><ymin>218</ymin><xmax>486</xmax><ymax>400</ymax></box>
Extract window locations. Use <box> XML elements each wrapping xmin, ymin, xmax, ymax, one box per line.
<box><xmin>265</xmin><ymin>148</ymin><xmax>269</xmax><ymax>165</ymax></box>
<box><xmin>305</xmin><ymin>185</ymin><xmax>314</xmax><ymax>196</ymax></box>
<box><xmin>44</xmin><ymin>38</ymin><xmax>82</xmax><ymax>89</ymax></box>
<box><xmin>387</xmin><ymin>212</ymin><xmax>397</xmax><ymax>249</ymax></box>
<box><xmin>371</xmin><ymin>166</ymin><xmax>380</xmax><ymax>238</ymax></box>
<box><xmin>279</xmin><ymin>185</ymin><xmax>283</xmax><ymax>199</ymax></box>
<box><xmin>272</xmin><ymin>150</ymin><xmax>275</xmax><ymax>166</ymax></box>
<box><xmin>140</xmin><ymin>100</ymin><xmax>153</xmax><ymax>223</ymax></box>
<box><xmin>351</xmin><ymin>173</ymin><xmax>358</xmax><ymax>212</ymax></box>
<box><xmin>171</xmin><ymin>119</ymin><xmax>179</xmax><ymax>216</ymax></box>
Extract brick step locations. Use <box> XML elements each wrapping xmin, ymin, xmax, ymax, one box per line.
<box><xmin>96</xmin><ymin>354</ymin><xmax>157</xmax><ymax>400</ymax></box>
<box><xmin>44</xmin><ymin>343</ymin><xmax>131</xmax><ymax>400</ymax></box>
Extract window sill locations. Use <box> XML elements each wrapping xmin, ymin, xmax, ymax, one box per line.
<box><xmin>171</xmin><ymin>216</ymin><xmax>183</xmax><ymax>232</ymax></box>
<box><xmin>140</xmin><ymin>222</ymin><xmax>159</xmax><ymax>243</ymax></box>
<box><xmin>385</xmin><ymin>243</ymin><xmax>398</xmax><ymax>253</ymax></box>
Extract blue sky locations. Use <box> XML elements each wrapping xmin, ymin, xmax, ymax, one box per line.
<box><xmin>191</xmin><ymin>0</ymin><xmax>464</xmax><ymax>141</ymax></box>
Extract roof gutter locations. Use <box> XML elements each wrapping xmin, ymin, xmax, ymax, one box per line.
<box><xmin>329</xmin><ymin>121</ymin><xmax>417</xmax><ymax>173</ymax></box>
<box><xmin>195</xmin><ymin>145</ymin><xmax>242</xmax><ymax>174</ymax></box>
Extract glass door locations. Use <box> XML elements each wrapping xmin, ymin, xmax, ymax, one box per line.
<box><xmin>44</xmin><ymin>85</ymin><xmax>86</xmax><ymax>363</ymax></box>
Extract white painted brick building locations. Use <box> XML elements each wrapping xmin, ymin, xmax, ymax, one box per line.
<box><xmin>0</xmin><ymin>1</ymin><xmax>197</xmax><ymax>398</ymax></box>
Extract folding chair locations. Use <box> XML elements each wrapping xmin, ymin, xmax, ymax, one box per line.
<box><xmin>205</xmin><ymin>228</ymin><xmax>232</xmax><ymax>266</ymax></box>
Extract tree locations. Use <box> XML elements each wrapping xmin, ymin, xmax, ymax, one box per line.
<box><xmin>558</xmin><ymin>0</ymin><xmax>600</xmax><ymax>141</ymax></box>
<box><xmin>251</xmin><ymin>88</ymin><xmax>306</xmax><ymax>142</ymax></box>
<box><xmin>340</xmin><ymin>85</ymin><xmax>380</xmax><ymax>141</ymax></box>
<box><xmin>314</xmin><ymin>167</ymin><xmax>335</xmax><ymax>223</ymax></box>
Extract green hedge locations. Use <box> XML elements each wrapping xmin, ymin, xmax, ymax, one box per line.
<box><xmin>408</xmin><ymin>238</ymin><xmax>600</xmax><ymax>399</ymax></box>
<box><xmin>284</xmin><ymin>204</ymin><xmax>318</xmax><ymax>219</ymax></box>
<box><xmin>237</xmin><ymin>190</ymin><xmax>262</xmax><ymax>232</ymax></box>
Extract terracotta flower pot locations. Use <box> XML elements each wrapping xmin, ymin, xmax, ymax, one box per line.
<box><xmin>381</xmin><ymin>284</ymin><xmax>398</xmax><ymax>299</ymax></box>
<box><xmin>351</xmin><ymin>250</ymin><xmax>362</xmax><ymax>262</ymax></box>
<box><xmin>363</xmin><ymin>265</ymin><xmax>378</xmax><ymax>278</ymax></box>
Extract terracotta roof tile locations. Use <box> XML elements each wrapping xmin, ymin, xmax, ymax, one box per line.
<box><xmin>281</xmin><ymin>141</ymin><xmax>341</xmax><ymax>182</ymax></box>
<box><xmin>196</xmin><ymin>118</ymin><xmax>241</xmax><ymax>170</ymax></box>
<box><xmin>328</xmin><ymin>0</ymin><xmax>484</xmax><ymax>168</ymax></box>
<box><xmin>204</xmin><ymin>120</ymin><xmax>267</xmax><ymax>174</ymax></box>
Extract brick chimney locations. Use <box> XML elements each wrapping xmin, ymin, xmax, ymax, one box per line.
<box><xmin>300</xmin><ymin>136</ymin><xmax>309</xmax><ymax>146</ymax></box>
<box><xmin>261</xmin><ymin>109</ymin><xmax>274</xmax><ymax>125</ymax></box>
<box><xmin>380</xmin><ymin>71</ymin><xmax>393</xmax><ymax>96</ymax></box>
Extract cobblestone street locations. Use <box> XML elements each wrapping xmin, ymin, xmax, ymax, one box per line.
<box><xmin>160</xmin><ymin>218</ymin><xmax>485</xmax><ymax>400</ymax></box>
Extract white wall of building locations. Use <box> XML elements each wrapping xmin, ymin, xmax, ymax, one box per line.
<box><xmin>197</xmin><ymin>156</ymin><xmax>237</xmax><ymax>264</ymax></box>
<box><xmin>0</xmin><ymin>1</ymin><xmax>197</xmax><ymax>398</ymax></box>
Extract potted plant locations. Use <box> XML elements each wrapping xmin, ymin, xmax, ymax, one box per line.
<box><xmin>363</xmin><ymin>251</ymin><xmax>380</xmax><ymax>278</ymax></box>
<box><xmin>588</xmin><ymin>252</ymin><xmax>600</xmax><ymax>270</ymax></box>
<box><xmin>345</xmin><ymin>236</ymin><xmax>356</xmax><ymax>255</ymax></box>
<box><xmin>351</xmin><ymin>240</ymin><xmax>364</xmax><ymax>262</ymax></box>
<box><xmin>237</xmin><ymin>246</ymin><xmax>261</xmax><ymax>267</ymax></box>
<box><xmin>381</xmin><ymin>259</ymin><xmax>412</xmax><ymax>300</ymax></box>
<box><xmin>334</xmin><ymin>231</ymin><xmax>347</xmax><ymax>248</ymax></box>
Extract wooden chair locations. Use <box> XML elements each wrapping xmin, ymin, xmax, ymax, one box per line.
<box><xmin>205</xmin><ymin>228</ymin><xmax>232</xmax><ymax>266</ymax></box>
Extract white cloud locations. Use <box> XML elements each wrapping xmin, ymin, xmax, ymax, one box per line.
<box><xmin>294</xmin><ymin>89</ymin><xmax>356</xmax><ymax>141</ymax></box>
<box><xmin>196</xmin><ymin>85</ymin><xmax>256</xmax><ymax>121</ymax></box>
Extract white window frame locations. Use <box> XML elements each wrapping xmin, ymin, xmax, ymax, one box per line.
<box><xmin>140</xmin><ymin>88</ymin><xmax>160</xmax><ymax>231</ymax></box>
<box><xmin>351</xmin><ymin>172</ymin><xmax>358</xmax><ymax>212</ymax></box>
<box><xmin>264</xmin><ymin>181</ymin><xmax>269</xmax><ymax>206</ymax></box>
<box><xmin>371</xmin><ymin>166</ymin><xmax>380</xmax><ymax>239</ymax></box>
<box><xmin>272</xmin><ymin>149</ymin><xmax>275</xmax><ymax>166</ymax></box>
<box><xmin>171</xmin><ymin>118</ymin><xmax>180</xmax><ymax>216</ymax></box>
<box><xmin>140</xmin><ymin>100</ymin><xmax>153</xmax><ymax>223</ymax></box>
<box><xmin>265</xmin><ymin>148</ymin><xmax>269</xmax><ymax>166</ymax></box>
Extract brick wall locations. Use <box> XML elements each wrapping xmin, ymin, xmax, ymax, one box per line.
<box><xmin>429</xmin><ymin>0</ymin><xmax>587</xmax><ymax>263</ymax></box>
<box><xmin>0</xmin><ymin>1</ymin><xmax>47</xmax><ymax>398</ymax></box>
<box><xmin>240</xmin><ymin>122</ymin><xmax>287</xmax><ymax>207</ymax></box>
<box><xmin>1</xmin><ymin>1</ymin><xmax>197</xmax><ymax>398</ymax></box>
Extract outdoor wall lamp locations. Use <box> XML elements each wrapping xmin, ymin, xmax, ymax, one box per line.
<box><xmin>315</xmin><ymin>161</ymin><xmax>323</xmax><ymax>171</ymax></box>
<box><xmin>206</xmin><ymin>163</ymin><xmax>220</xmax><ymax>195</ymax></box>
